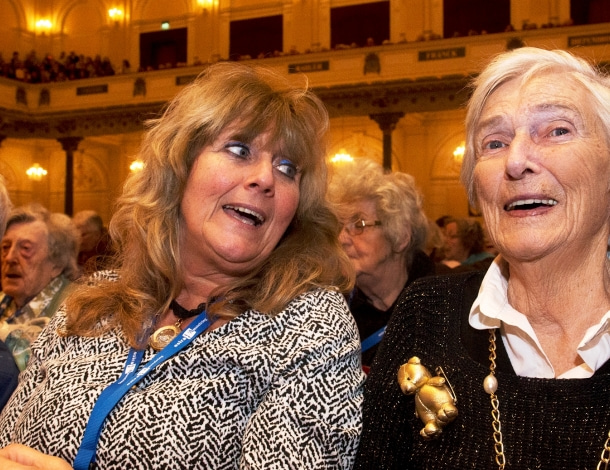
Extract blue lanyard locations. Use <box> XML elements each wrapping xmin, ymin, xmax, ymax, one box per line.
<box><xmin>347</xmin><ymin>289</ymin><xmax>387</xmax><ymax>354</ymax></box>
<box><xmin>73</xmin><ymin>311</ymin><xmax>211</xmax><ymax>470</ymax></box>
<box><xmin>361</xmin><ymin>325</ymin><xmax>386</xmax><ymax>353</ymax></box>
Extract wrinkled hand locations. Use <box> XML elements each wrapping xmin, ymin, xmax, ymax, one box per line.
<box><xmin>0</xmin><ymin>444</ymin><xmax>72</xmax><ymax>469</ymax></box>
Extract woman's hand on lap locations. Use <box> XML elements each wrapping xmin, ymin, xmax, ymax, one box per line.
<box><xmin>0</xmin><ymin>444</ymin><xmax>72</xmax><ymax>469</ymax></box>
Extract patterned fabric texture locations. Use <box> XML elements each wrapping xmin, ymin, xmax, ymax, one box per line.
<box><xmin>0</xmin><ymin>276</ymin><xmax>364</xmax><ymax>469</ymax></box>
<box><xmin>0</xmin><ymin>274</ymin><xmax>72</xmax><ymax>370</ymax></box>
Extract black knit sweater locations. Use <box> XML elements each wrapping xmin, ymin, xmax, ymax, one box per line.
<box><xmin>349</xmin><ymin>250</ymin><xmax>436</xmax><ymax>367</ymax></box>
<box><xmin>355</xmin><ymin>271</ymin><xmax>610</xmax><ymax>469</ymax></box>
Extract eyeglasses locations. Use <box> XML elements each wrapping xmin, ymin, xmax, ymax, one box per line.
<box><xmin>342</xmin><ymin>219</ymin><xmax>382</xmax><ymax>236</ymax></box>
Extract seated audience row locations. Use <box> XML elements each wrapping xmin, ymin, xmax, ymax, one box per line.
<box><xmin>0</xmin><ymin>50</ymin><xmax>115</xmax><ymax>83</ymax></box>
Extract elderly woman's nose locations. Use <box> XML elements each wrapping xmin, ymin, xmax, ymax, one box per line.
<box><xmin>505</xmin><ymin>132</ymin><xmax>538</xmax><ymax>179</ymax></box>
<box><xmin>338</xmin><ymin>227</ymin><xmax>352</xmax><ymax>245</ymax></box>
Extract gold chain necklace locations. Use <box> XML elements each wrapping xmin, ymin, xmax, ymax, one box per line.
<box><xmin>484</xmin><ymin>328</ymin><xmax>610</xmax><ymax>470</ymax></box>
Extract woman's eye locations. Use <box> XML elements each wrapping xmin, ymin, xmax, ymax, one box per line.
<box><xmin>484</xmin><ymin>140</ymin><xmax>505</xmax><ymax>150</ymax></box>
<box><xmin>549</xmin><ymin>127</ymin><xmax>570</xmax><ymax>137</ymax></box>
<box><xmin>487</xmin><ymin>140</ymin><xmax>504</xmax><ymax>150</ymax></box>
<box><xmin>275</xmin><ymin>159</ymin><xmax>299</xmax><ymax>179</ymax></box>
<box><xmin>225</xmin><ymin>143</ymin><xmax>250</xmax><ymax>158</ymax></box>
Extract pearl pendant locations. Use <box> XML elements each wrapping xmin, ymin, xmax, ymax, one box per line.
<box><xmin>483</xmin><ymin>373</ymin><xmax>498</xmax><ymax>394</ymax></box>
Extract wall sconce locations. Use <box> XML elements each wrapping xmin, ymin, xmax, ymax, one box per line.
<box><xmin>453</xmin><ymin>142</ymin><xmax>465</xmax><ymax>164</ymax></box>
<box><xmin>35</xmin><ymin>19</ymin><xmax>52</xmax><ymax>35</ymax></box>
<box><xmin>330</xmin><ymin>149</ymin><xmax>354</xmax><ymax>164</ymax></box>
<box><xmin>108</xmin><ymin>8</ymin><xmax>124</xmax><ymax>25</ymax></box>
<box><xmin>197</xmin><ymin>0</ymin><xmax>214</xmax><ymax>12</ymax></box>
<box><xmin>161</xmin><ymin>21</ymin><xmax>170</xmax><ymax>30</ymax></box>
<box><xmin>129</xmin><ymin>160</ymin><xmax>144</xmax><ymax>172</ymax></box>
<box><xmin>26</xmin><ymin>163</ymin><xmax>48</xmax><ymax>181</ymax></box>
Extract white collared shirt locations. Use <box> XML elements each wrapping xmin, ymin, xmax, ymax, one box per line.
<box><xmin>469</xmin><ymin>256</ymin><xmax>610</xmax><ymax>378</ymax></box>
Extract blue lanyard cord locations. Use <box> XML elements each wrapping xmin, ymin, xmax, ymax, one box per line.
<box><xmin>347</xmin><ymin>289</ymin><xmax>387</xmax><ymax>354</ymax></box>
<box><xmin>361</xmin><ymin>325</ymin><xmax>386</xmax><ymax>353</ymax></box>
<box><xmin>73</xmin><ymin>311</ymin><xmax>211</xmax><ymax>470</ymax></box>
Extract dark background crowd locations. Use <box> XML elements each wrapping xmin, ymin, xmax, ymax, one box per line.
<box><xmin>0</xmin><ymin>50</ymin><xmax>117</xmax><ymax>83</ymax></box>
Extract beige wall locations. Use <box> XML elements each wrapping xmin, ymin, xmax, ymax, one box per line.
<box><xmin>0</xmin><ymin>132</ymin><xmax>140</xmax><ymax>223</ymax></box>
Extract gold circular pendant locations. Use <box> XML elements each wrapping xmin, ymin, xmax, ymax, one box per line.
<box><xmin>149</xmin><ymin>325</ymin><xmax>180</xmax><ymax>351</ymax></box>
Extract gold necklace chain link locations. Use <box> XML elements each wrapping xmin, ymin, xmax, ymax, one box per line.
<box><xmin>486</xmin><ymin>329</ymin><xmax>506</xmax><ymax>470</ymax></box>
<box><xmin>486</xmin><ymin>328</ymin><xmax>609</xmax><ymax>470</ymax></box>
<box><xmin>598</xmin><ymin>430</ymin><xmax>610</xmax><ymax>470</ymax></box>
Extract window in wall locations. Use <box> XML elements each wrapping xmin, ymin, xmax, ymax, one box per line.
<box><xmin>139</xmin><ymin>28</ymin><xmax>187</xmax><ymax>70</ymax></box>
<box><xmin>571</xmin><ymin>0</ymin><xmax>610</xmax><ymax>25</ymax></box>
<box><xmin>229</xmin><ymin>15</ymin><xmax>283</xmax><ymax>60</ymax></box>
<box><xmin>331</xmin><ymin>1</ymin><xmax>390</xmax><ymax>48</ymax></box>
<box><xmin>443</xmin><ymin>0</ymin><xmax>510</xmax><ymax>38</ymax></box>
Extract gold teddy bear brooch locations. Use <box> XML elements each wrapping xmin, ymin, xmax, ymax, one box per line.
<box><xmin>397</xmin><ymin>356</ymin><xmax>458</xmax><ymax>439</ymax></box>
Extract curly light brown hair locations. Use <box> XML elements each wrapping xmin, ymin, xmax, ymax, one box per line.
<box><xmin>64</xmin><ymin>62</ymin><xmax>354</xmax><ymax>347</ymax></box>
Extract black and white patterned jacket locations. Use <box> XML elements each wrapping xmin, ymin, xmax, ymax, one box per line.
<box><xmin>0</xmin><ymin>274</ymin><xmax>364</xmax><ymax>469</ymax></box>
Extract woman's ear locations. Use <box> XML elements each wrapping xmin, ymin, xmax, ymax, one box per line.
<box><xmin>394</xmin><ymin>233</ymin><xmax>411</xmax><ymax>254</ymax></box>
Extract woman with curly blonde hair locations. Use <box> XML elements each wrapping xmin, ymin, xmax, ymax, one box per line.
<box><xmin>0</xmin><ymin>62</ymin><xmax>363</xmax><ymax>469</ymax></box>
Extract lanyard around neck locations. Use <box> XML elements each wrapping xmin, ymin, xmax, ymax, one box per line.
<box><xmin>73</xmin><ymin>311</ymin><xmax>211</xmax><ymax>470</ymax></box>
<box><xmin>361</xmin><ymin>325</ymin><xmax>386</xmax><ymax>353</ymax></box>
<box><xmin>347</xmin><ymin>288</ymin><xmax>387</xmax><ymax>353</ymax></box>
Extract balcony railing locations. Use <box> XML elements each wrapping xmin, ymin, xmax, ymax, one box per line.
<box><xmin>1</xmin><ymin>22</ymin><xmax>609</xmax><ymax>138</ymax></box>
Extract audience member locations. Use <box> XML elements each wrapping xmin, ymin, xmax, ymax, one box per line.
<box><xmin>435</xmin><ymin>214</ymin><xmax>452</xmax><ymax>230</ymax></box>
<box><xmin>437</xmin><ymin>217</ymin><xmax>494</xmax><ymax>272</ymax></box>
<box><xmin>0</xmin><ymin>61</ymin><xmax>363</xmax><ymax>469</ymax></box>
<box><xmin>0</xmin><ymin>175</ymin><xmax>11</xmax><ymax>246</ymax></box>
<box><xmin>72</xmin><ymin>210</ymin><xmax>114</xmax><ymax>276</ymax></box>
<box><xmin>355</xmin><ymin>46</ymin><xmax>610</xmax><ymax>468</ymax></box>
<box><xmin>0</xmin><ymin>176</ymin><xmax>18</xmax><ymax>412</ymax></box>
<box><xmin>0</xmin><ymin>204</ymin><xmax>79</xmax><ymax>371</ymax></box>
<box><xmin>424</xmin><ymin>218</ymin><xmax>445</xmax><ymax>262</ymax></box>
<box><xmin>327</xmin><ymin>158</ymin><xmax>433</xmax><ymax>371</ymax></box>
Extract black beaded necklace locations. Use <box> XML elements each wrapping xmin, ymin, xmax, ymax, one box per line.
<box><xmin>149</xmin><ymin>300</ymin><xmax>208</xmax><ymax>351</ymax></box>
<box><xmin>170</xmin><ymin>299</ymin><xmax>207</xmax><ymax>319</ymax></box>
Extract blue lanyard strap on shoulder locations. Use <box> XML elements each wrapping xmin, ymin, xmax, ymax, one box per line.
<box><xmin>347</xmin><ymin>288</ymin><xmax>387</xmax><ymax>354</ymax></box>
<box><xmin>73</xmin><ymin>311</ymin><xmax>211</xmax><ymax>470</ymax></box>
<box><xmin>361</xmin><ymin>325</ymin><xmax>386</xmax><ymax>353</ymax></box>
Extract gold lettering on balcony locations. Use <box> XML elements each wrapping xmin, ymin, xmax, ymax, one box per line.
<box><xmin>288</xmin><ymin>61</ymin><xmax>329</xmax><ymax>74</ymax></box>
<box><xmin>418</xmin><ymin>47</ymin><xmax>466</xmax><ymax>62</ymax></box>
<box><xmin>568</xmin><ymin>34</ymin><xmax>610</xmax><ymax>47</ymax></box>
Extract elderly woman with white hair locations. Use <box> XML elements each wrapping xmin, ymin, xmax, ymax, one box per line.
<box><xmin>327</xmin><ymin>158</ymin><xmax>434</xmax><ymax>371</ymax></box>
<box><xmin>355</xmin><ymin>47</ymin><xmax>610</xmax><ymax>468</ymax></box>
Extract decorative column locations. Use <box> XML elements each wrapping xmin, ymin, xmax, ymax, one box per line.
<box><xmin>57</xmin><ymin>137</ymin><xmax>82</xmax><ymax>216</ymax></box>
<box><xmin>422</xmin><ymin>0</ymin><xmax>432</xmax><ymax>38</ymax></box>
<box><xmin>369</xmin><ymin>112</ymin><xmax>404</xmax><ymax>171</ymax></box>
